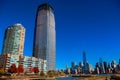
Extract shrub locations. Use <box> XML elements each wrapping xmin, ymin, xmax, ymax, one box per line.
<box><xmin>0</xmin><ymin>68</ymin><xmax>5</xmax><ymax>75</ymax></box>
<box><xmin>33</xmin><ymin>67</ymin><xmax>39</xmax><ymax>73</ymax></box>
<box><xmin>40</xmin><ymin>70</ymin><xmax>45</xmax><ymax>76</ymax></box>
<box><xmin>17</xmin><ymin>65</ymin><xmax>24</xmax><ymax>74</ymax></box>
<box><xmin>8</xmin><ymin>64</ymin><xmax>17</xmax><ymax>73</ymax></box>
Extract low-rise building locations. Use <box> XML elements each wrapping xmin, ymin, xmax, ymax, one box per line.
<box><xmin>20</xmin><ymin>56</ymin><xmax>32</xmax><ymax>72</ymax></box>
<box><xmin>0</xmin><ymin>54</ymin><xmax>19</xmax><ymax>72</ymax></box>
<box><xmin>0</xmin><ymin>54</ymin><xmax>47</xmax><ymax>73</ymax></box>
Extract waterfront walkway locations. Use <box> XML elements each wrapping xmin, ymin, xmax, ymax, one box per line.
<box><xmin>0</xmin><ymin>76</ymin><xmax>55</xmax><ymax>80</ymax></box>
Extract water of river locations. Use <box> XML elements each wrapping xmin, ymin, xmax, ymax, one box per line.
<box><xmin>56</xmin><ymin>77</ymin><xmax>79</xmax><ymax>80</ymax></box>
<box><xmin>56</xmin><ymin>74</ymin><xmax>114</xmax><ymax>80</ymax></box>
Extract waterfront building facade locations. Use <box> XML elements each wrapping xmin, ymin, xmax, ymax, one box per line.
<box><xmin>0</xmin><ymin>54</ymin><xmax>47</xmax><ymax>73</ymax></box>
<box><xmin>20</xmin><ymin>56</ymin><xmax>32</xmax><ymax>72</ymax></box>
<box><xmin>0</xmin><ymin>54</ymin><xmax>19</xmax><ymax>72</ymax></box>
<box><xmin>20</xmin><ymin>56</ymin><xmax>47</xmax><ymax>73</ymax></box>
<box><xmin>33</xmin><ymin>4</ymin><xmax>56</xmax><ymax>71</ymax></box>
<box><xmin>2</xmin><ymin>24</ymin><xmax>25</xmax><ymax>56</ymax></box>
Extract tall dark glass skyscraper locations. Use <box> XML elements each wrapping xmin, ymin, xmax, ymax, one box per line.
<box><xmin>99</xmin><ymin>58</ymin><xmax>105</xmax><ymax>73</ymax></box>
<box><xmin>83</xmin><ymin>51</ymin><xmax>87</xmax><ymax>73</ymax></box>
<box><xmin>33</xmin><ymin>4</ymin><xmax>56</xmax><ymax>71</ymax></box>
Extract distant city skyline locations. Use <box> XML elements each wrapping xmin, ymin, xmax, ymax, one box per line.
<box><xmin>0</xmin><ymin>0</ymin><xmax>120</xmax><ymax>69</ymax></box>
<box><xmin>66</xmin><ymin>52</ymin><xmax>120</xmax><ymax>69</ymax></box>
<box><xmin>65</xmin><ymin>55</ymin><xmax>120</xmax><ymax>74</ymax></box>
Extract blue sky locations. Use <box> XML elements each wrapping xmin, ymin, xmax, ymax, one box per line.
<box><xmin>0</xmin><ymin>0</ymin><xmax>120</xmax><ymax>69</ymax></box>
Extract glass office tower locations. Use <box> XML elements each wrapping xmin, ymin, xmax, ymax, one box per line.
<box><xmin>33</xmin><ymin>4</ymin><xmax>56</xmax><ymax>71</ymax></box>
<box><xmin>83</xmin><ymin>51</ymin><xmax>87</xmax><ymax>73</ymax></box>
<box><xmin>2</xmin><ymin>24</ymin><xmax>25</xmax><ymax>56</ymax></box>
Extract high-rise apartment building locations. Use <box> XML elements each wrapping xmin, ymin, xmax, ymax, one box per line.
<box><xmin>33</xmin><ymin>4</ymin><xmax>56</xmax><ymax>70</ymax></box>
<box><xmin>2</xmin><ymin>23</ymin><xmax>25</xmax><ymax>56</ymax></box>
